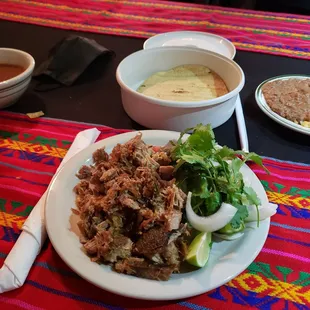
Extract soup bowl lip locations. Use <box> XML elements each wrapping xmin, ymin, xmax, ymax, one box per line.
<box><xmin>0</xmin><ymin>48</ymin><xmax>35</xmax><ymax>90</ymax></box>
<box><xmin>116</xmin><ymin>46</ymin><xmax>245</xmax><ymax>108</ymax></box>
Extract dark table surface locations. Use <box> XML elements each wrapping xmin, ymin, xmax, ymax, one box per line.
<box><xmin>1</xmin><ymin>20</ymin><xmax>310</xmax><ymax>163</ymax></box>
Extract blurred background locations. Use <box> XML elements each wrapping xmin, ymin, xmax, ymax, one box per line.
<box><xmin>173</xmin><ymin>0</ymin><xmax>310</xmax><ymax>15</ymax></box>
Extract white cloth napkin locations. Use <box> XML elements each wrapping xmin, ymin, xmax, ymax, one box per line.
<box><xmin>0</xmin><ymin>128</ymin><xmax>100</xmax><ymax>293</ymax></box>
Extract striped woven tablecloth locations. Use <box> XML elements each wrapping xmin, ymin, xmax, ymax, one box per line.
<box><xmin>1</xmin><ymin>0</ymin><xmax>310</xmax><ymax>59</ymax></box>
<box><xmin>0</xmin><ymin>111</ymin><xmax>309</xmax><ymax>309</ymax></box>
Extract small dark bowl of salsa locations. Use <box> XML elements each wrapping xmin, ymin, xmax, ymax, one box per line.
<box><xmin>0</xmin><ymin>48</ymin><xmax>35</xmax><ymax>109</ymax></box>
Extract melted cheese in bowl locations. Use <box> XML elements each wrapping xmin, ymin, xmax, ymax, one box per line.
<box><xmin>137</xmin><ymin>64</ymin><xmax>228</xmax><ymax>102</ymax></box>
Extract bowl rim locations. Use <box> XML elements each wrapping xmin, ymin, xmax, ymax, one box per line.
<box><xmin>0</xmin><ymin>48</ymin><xmax>35</xmax><ymax>90</ymax></box>
<box><xmin>116</xmin><ymin>46</ymin><xmax>245</xmax><ymax>108</ymax></box>
<box><xmin>143</xmin><ymin>31</ymin><xmax>236</xmax><ymax>60</ymax></box>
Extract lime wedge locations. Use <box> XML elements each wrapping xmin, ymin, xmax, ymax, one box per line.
<box><xmin>186</xmin><ymin>232</ymin><xmax>212</xmax><ymax>268</ymax></box>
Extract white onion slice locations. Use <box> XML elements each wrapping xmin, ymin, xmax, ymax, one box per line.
<box><xmin>186</xmin><ymin>192</ymin><xmax>237</xmax><ymax>232</ymax></box>
<box><xmin>245</xmin><ymin>203</ymin><xmax>278</xmax><ymax>222</ymax></box>
<box><xmin>213</xmin><ymin>232</ymin><xmax>244</xmax><ymax>240</ymax></box>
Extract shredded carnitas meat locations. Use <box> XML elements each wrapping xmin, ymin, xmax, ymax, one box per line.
<box><xmin>73</xmin><ymin>134</ymin><xmax>189</xmax><ymax>281</ymax></box>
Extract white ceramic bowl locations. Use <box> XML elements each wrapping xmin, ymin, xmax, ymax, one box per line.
<box><xmin>116</xmin><ymin>47</ymin><xmax>244</xmax><ymax>131</ymax></box>
<box><xmin>143</xmin><ymin>31</ymin><xmax>236</xmax><ymax>59</ymax></box>
<box><xmin>0</xmin><ymin>48</ymin><xmax>35</xmax><ymax>109</ymax></box>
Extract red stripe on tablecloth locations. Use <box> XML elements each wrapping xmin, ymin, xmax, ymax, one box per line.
<box><xmin>0</xmin><ymin>0</ymin><xmax>309</xmax><ymax>60</ymax></box>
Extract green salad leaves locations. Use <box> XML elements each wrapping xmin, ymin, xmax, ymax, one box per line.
<box><xmin>171</xmin><ymin>124</ymin><xmax>268</xmax><ymax>233</ymax></box>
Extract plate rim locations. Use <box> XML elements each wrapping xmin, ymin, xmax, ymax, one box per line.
<box><xmin>45</xmin><ymin>130</ymin><xmax>270</xmax><ymax>300</ymax></box>
<box><xmin>143</xmin><ymin>31</ymin><xmax>236</xmax><ymax>59</ymax></box>
<box><xmin>255</xmin><ymin>74</ymin><xmax>310</xmax><ymax>136</ymax></box>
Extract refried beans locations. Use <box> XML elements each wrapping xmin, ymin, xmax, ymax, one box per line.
<box><xmin>262</xmin><ymin>78</ymin><xmax>310</xmax><ymax>123</ymax></box>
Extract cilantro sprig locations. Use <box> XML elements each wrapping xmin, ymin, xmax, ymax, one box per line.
<box><xmin>171</xmin><ymin>124</ymin><xmax>269</xmax><ymax>231</ymax></box>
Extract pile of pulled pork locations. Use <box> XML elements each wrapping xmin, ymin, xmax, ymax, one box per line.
<box><xmin>74</xmin><ymin>134</ymin><xmax>189</xmax><ymax>281</ymax></box>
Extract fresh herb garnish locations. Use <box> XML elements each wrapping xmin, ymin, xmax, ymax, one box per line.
<box><xmin>171</xmin><ymin>124</ymin><xmax>268</xmax><ymax>231</ymax></box>
<box><xmin>229</xmin><ymin>204</ymin><xmax>249</xmax><ymax>229</ymax></box>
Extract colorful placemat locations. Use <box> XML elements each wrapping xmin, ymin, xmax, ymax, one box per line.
<box><xmin>1</xmin><ymin>0</ymin><xmax>310</xmax><ymax>60</ymax></box>
<box><xmin>0</xmin><ymin>111</ymin><xmax>309</xmax><ymax>309</ymax></box>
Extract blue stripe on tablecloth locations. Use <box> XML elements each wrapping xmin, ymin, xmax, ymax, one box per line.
<box><xmin>26</xmin><ymin>280</ymin><xmax>124</xmax><ymax>310</ymax></box>
<box><xmin>271</xmin><ymin>222</ymin><xmax>310</xmax><ymax>233</ymax></box>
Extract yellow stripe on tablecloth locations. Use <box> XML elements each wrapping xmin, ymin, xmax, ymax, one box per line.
<box><xmin>228</xmin><ymin>273</ymin><xmax>310</xmax><ymax>305</ymax></box>
<box><xmin>0</xmin><ymin>138</ymin><xmax>67</xmax><ymax>158</ymax></box>
<box><xmin>3</xmin><ymin>0</ymin><xmax>310</xmax><ymax>39</ymax></box>
<box><xmin>267</xmin><ymin>192</ymin><xmax>310</xmax><ymax>210</ymax></box>
<box><xmin>0</xmin><ymin>212</ymin><xmax>26</xmax><ymax>230</ymax></box>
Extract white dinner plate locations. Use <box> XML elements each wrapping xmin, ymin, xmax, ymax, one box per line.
<box><xmin>255</xmin><ymin>75</ymin><xmax>310</xmax><ymax>136</ymax></box>
<box><xmin>143</xmin><ymin>31</ymin><xmax>236</xmax><ymax>59</ymax></box>
<box><xmin>45</xmin><ymin>130</ymin><xmax>270</xmax><ymax>300</ymax></box>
